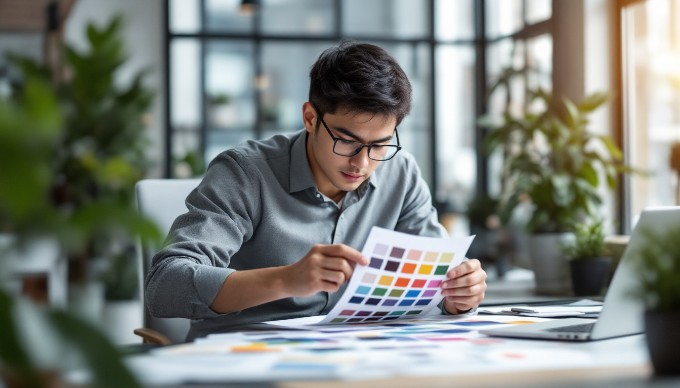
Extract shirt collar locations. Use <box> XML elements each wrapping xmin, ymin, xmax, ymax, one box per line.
<box><xmin>288</xmin><ymin>129</ymin><xmax>381</xmax><ymax>196</ymax></box>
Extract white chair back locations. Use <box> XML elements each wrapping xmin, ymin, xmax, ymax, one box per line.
<box><xmin>136</xmin><ymin>178</ymin><xmax>201</xmax><ymax>344</ymax></box>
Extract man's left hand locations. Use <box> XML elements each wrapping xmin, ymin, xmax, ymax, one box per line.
<box><xmin>441</xmin><ymin>259</ymin><xmax>487</xmax><ymax>314</ymax></box>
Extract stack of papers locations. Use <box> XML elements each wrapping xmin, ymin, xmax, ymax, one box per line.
<box><xmin>478</xmin><ymin>299</ymin><xmax>603</xmax><ymax>318</ymax></box>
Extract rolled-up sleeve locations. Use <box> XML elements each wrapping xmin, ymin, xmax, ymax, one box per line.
<box><xmin>144</xmin><ymin>151</ymin><xmax>260</xmax><ymax>319</ymax></box>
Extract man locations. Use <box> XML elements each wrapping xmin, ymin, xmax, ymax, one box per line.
<box><xmin>146</xmin><ymin>41</ymin><xmax>487</xmax><ymax>342</ymax></box>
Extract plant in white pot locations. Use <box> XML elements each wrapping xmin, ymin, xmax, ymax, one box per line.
<box><xmin>561</xmin><ymin>218</ymin><xmax>611</xmax><ymax>297</ymax></box>
<box><xmin>629</xmin><ymin>224</ymin><xmax>680</xmax><ymax>376</ymax></box>
<box><xmin>482</xmin><ymin>88</ymin><xmax>631</xmax><ymax>294</ymax></box>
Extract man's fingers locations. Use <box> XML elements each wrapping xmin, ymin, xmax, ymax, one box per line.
<box><xmin>319</xmin><ymin>244</ymin><xmax>368</xmax><ymax>266</ymax></box>
<box><xmin>446</xmin><ymin>258</ymin><xmax>481</xmax><ymax>279</ymax></box>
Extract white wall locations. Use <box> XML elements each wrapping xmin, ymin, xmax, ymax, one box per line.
<box><xmin>65</xmin><ymin>0</ymin><xmax>165</xmax><ymax>178</ymax></box>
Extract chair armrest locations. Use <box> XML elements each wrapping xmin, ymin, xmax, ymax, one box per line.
<box><xmin>133</xmin><ymin>327</ymin><xmax>173</xmax><ymax>346</ymax></box>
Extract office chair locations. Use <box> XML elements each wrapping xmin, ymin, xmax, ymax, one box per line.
<box><xmin>134</xmin><ymin>178</ymin><xmax>201</xmax><ymax>345</ymax></box>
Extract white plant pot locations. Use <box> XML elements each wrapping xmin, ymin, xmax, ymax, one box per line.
<box><xmin>102</xmin><ymin>299</ymin><xmax>143</xmax><ymax>345</ymax></box>
<box><xmin>527</xmin><ymin>233</ymin><xmax>574</xmax><ymax>295</ymax></box>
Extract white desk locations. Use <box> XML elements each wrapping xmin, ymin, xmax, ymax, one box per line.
<box><xmin>125</xmin><ymin>313</ymin><xmax>662</xmax><ymax>387</ymax></box>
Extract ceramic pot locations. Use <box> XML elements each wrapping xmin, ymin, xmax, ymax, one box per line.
<box><xmin>644</xmin><ymin>309</ymin><xmax>680</xmax><ymax>375</ymax></box>
<box><xmin>527</xmin><ymin>233</ymin><xmax>574</xmax><ymax>295</ymax></box>
<box><xmin>569</xmin><ymin>257</ymin><xmax>612</xmax><ymax>296</ymax></box>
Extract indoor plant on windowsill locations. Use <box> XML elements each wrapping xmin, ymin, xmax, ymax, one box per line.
<box><xmin>560</xmin><ymin>218</ymin><xmax>611</xmax><ymax>297</ymax></box>
<box><xmin>481</xmin><ymin>88</ymin><xmax>632</xmax><ymax>295</ymax></box>
<box><xmin>629</xmin><ymin>224</ymin><xmax>680</xmax><ymax>376</ymax></box>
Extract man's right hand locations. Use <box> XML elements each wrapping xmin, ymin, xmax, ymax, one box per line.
<box><xmin>281</xmin><ymin>244</ymin><xmax>368</xmax><ymax>297</ymax></box>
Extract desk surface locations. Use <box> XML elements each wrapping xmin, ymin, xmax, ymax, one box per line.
<box><xmin>125</xmin><ymin>313</ymin><xmax>671</xmax><ymax>387</ymax></box>
<box><xmin>125</xmin><ymin>270</ymin><xmax>677</xmax><ymax>387</ymax></box>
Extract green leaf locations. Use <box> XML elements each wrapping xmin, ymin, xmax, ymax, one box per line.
<box><xmin>49</xmin><ymin>310</ymin><xmax>140</xmax><ymax>388</ymax></box>
<box><xmin>0</xmin><ymin>291</ymin><xmax>43</xmax><ymax>388</ymax></box>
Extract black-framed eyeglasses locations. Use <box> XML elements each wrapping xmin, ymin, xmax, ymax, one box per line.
<box><xmin>312</xmin><ymin>103</ymin><xmax>402</xmax><ymax>161</ymax></box>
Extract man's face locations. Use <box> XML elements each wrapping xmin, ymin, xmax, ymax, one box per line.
<box><xmin>302</xmin><ymin>102</ymin><xmax>398</xmax><ymax>201</ymax></box>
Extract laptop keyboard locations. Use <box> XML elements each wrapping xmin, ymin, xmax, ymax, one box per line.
<box><xmin>546</xmin><ymin>322</ymin><xmax>595</xmax><ymax>333</ymax></box>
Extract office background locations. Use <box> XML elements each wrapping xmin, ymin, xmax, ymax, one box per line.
<box><xmin>2</xmin><ymin>0</ymin><xmax>678</xmax><ymax>234</ymax></box>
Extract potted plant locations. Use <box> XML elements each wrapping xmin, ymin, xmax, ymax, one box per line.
<box><xmin>0</xmin><ymin>76</ymin><xmax>143</xmax><ymax>388</ymax></box>
<box><xmin>10</xmin><ymin>15</ymin><xmax>161</xmax><ymax>324</ymax></box>
<box><xmin>629</xmin><ymin>224</ymin><xmax>680</xmax><ymax>376</ymax></box>
<box><xmin>1</xmin><ymin>14</ymin><xmax>163</xmax><ymax>386</ymax></box>
<box><xmin>561</xmin><ymin>218</ymin><xmax>611</xmax><ymax>296</ymax></box>
<box><xmin>481</xmin><ymin>87</ymin><xmax>631</xmax><ymax>294</ymax></box>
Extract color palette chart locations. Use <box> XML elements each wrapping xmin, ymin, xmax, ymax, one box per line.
<box><xmin>319</xmin><ymin>227</ymin><xmax>474</xmax><ymax>324</ymax></box>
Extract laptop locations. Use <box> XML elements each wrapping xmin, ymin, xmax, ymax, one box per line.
<box><xmin>480</xmin><ymin>206</ymin><xmax>680</xmax><ymax>341</ymax></box>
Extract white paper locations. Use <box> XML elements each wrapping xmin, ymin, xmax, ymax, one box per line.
<box><xmin>319</xmin><ymin>227</ymin><xmax>474</xmax><ymax>324</ymax></box>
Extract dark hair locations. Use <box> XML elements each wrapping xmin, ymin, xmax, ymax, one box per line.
<box><xmin>308</xmin><ymin>41</ymin><xmax>412</xmax><ymax>125</ymax></box>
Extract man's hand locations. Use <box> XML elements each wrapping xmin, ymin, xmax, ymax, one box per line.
<box><xmin>281</xmin><ymin>244</ymin><xmax>368</xmax><ymax>297</ymax></box>
<box><xmin>441</xmin><ymin>259</ymin><xmax>487</xmax><ymax>314</ymax></box>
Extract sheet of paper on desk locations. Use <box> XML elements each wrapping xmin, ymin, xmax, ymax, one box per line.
<box><xmin>478</xmin><ymin>299</ymin><xmax>603</xmax><ymax>318</ymax></box>
<box><xmin>319</xmin><ymin>227</ymin><xmax>474</xmax><ymax>324</ymax></box>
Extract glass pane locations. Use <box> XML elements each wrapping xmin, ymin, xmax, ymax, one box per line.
<box><xmin>205</xmin><ymin>0</ymin><xmax>254</xmax><ymax>33</ymax></box>
<box><xmin>173</xmin><ymin>130</ymin><xmax>203</xmax><ymax>178</ymax></box>
<box><xmin>435</xmin><ymin>45</ymin><xmax>477</xmax><ymax>211</ymax></box>
<box><xmin>342</xmin><ymin>0</ymin><xmax>428</xmax><ymax>39</ymax></box>
<box><xmin>260</xmin><ymin>42</ymin><xmax>334</xmax><ymax>138</ymax></box>
<box><xmin>486</xmin><ymin>0</ymin><xmax>523</xmax><ymax>38</ymax></box>
<box><xmin>435</xmin><ymin>0</ymin><xmax>475</xmax><ymax>41</ymax></box>
<box><xmin>377</xmin><ymin>43</ymin><xmax>432</xmax><ymax>184</ymax></box>
<box><xmin>622</xmin><ymin>0</ymin><xmax>680</xmax><ymax>229</ymax></box>
<box><xmin>205</xmin><ymin>41</ymin><xmax>256</xmax><ymax>156</ymax></box>
<box><xmin>486</xmin><ymin>40</ymin><xmax>526</xmax><ymax>198</ymax></box>
<box><xmin>526</xmin><ymin>34</ymin><xmax>553</xmax><ymax>92</ymax></box>
<box><xmin>205</xmin><ymin>131</ymin><xmax>254</xmax><ymax>166</ymax></box>
<box><xmin>261</xmin><ymin>0</ymin><xmax>334</xmax><ymax>35</ymax></box>
<box><xmin>169</xmin><ymin>0</ymin><xmax>200</xmax><ymax>33</ymax></box>
<box><xmin>170</xmin><ymin>39</ymin><xmax>201</xmax><ymax>130</ymax></box>
<box><xmin>526</xmin><ymin>0</ymin><xmax>552</xmax><ymax>24</ymax></box>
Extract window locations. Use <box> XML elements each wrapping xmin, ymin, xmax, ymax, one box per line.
<box><xmin>621</xmin><ymin>0</ymin><xmax>680</xmax><ymax>229</ymax></box>
<box><xmin>165</xmin><ymin>0</ymin><xmax>553</xmax><ymax>228</ymax></box>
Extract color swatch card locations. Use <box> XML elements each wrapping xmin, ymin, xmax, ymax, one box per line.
<box><xmin>319</xmin><ymin>227</ymin><xmax>475</xmax><ymax>324</ymax></box>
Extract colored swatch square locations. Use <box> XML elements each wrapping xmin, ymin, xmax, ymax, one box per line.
<box><xmin>372</xmin><ymin>287</ymin><xmax>387</xmax><ymax>296</ymax></box>
<box><xmin>416</xmin><ymin>299</ymin><xmax>432</xmax><ymax>306</ymax></box>
<box><xmin>372</xmin><ymin>311</ymin><xmax>389</xmax><ymax>317</ymax></box>
<box><xmin>347</xmin><ymin>318</ymin><xmax>363</xmax><ymax>323</ymax></box>
<box><xmin>365</xmin><ymin>298</ymin><xmax>381</xmax><ymax>305</ymax></box>
<box><xmin>399</xmin><ymin>299</ymin><xmax>415</xmax><ymax>306</ymax></box>
<box><xmin>422</xmin><ymin>289</ymin><xmax>438</xmax><ymax>297</ymax></box>
<box><xmin>390</xmin><ymin>247</ymin><xmax>406</xmax><ymax>258</ymax></box>
<box><xmin>405</xmin><ymin>290</ymin><xmax>421</xmax><ymax>298</ymax></box>
<box><xmin>384</xmin><ymin>260</ymin><xmax>400</xmax><ymax>272</ymax></box>
<box><xmin>440</xmin><ymin>252</ymin><xmax>455</xmax><ymax>263</ymax></box>
<box><xmin>349</xmin><ymin>296</ymin><xmax>364</xmax><ymax>304</ymax></box>
<box><xmin>389</xmin><ymin>289</ymin><xmax>404</xmax><ymax>297</ymax></box>
<box><xmin>407</xmin><ymin>249</ymin><xmax>422</xmax><ymax>261</ymax></box>
<box><xmin>340</xmin><ymin>310</ymin><xmax>355</xmax><ymax>316</ymax></box>
<box><xmin>427</xmin><ymin>280</ymin><xmax>442</xmax><ymax>288</ymax></box>
<box><xmin>389</xmin><ymin>310</ymin><xmax>406</xmax><ymax>316</ymax></box>
<box><xmin>355</xmin><ymin>285</ymin><xmax>371</xmax><ymax>295</ymax></box>
<box><xmin>373</xmin><ymin>243</ymin><xmax>389</xmax><ymax>256</ymax></box>
<box><xmin>418</xmin><ymin>264</ymin><xmax>434</xmax><ymax>275</ymax></box>
<box><xmin>434</xmin><ymin>265</ymin><xmax>449</xmax><ymax>275</ymax></box>
<box><xmin>369</xmin><ymin>257</ymin><xmax>384</xmax><ymax>269</ymax></box>
<box><xmin>331</xmin><ymin>318</ymin><xmax>346</xmax><ymax>323</ymax></box>
<box><xmin>378</xmin><ymin>275</ymin><xmax>394</xmax><ymax>286</ymax></box>
<box><xmin>395</xmin><ymin>277</ymin><xmax>410</xmax><ymax>287</ymax></box>
<box><xmin>382</xmin><ymin>299</ymin><xmax>398</xmax><ymax>306</ymax></box>
<box><xmin>424</xmin><ymin>251</ymin><xmax>439</xmax><ymax>262</ymax></box>
<box><xmin>412</xmin><ymin>279</ymin><xmax>426</xmax><ymax>288</ymax></box>
<box><xmin>401</xmin><ymin>263</ymin><xmax>416</xmax><ymax>274</ymax></box>
<box><xmin>361</xmin><ymin>273</ymin><xmax>377</xmax><ymax>283</ymax></box>
<box><xmin>356</xmin><ymin>310</ymin><xmax>371</xmax><ymax>316</ymax></box>
<box><xmin>406</xmin><ymin>310</ymin><xmax>422</xmax><ymax>315</ymax></box>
